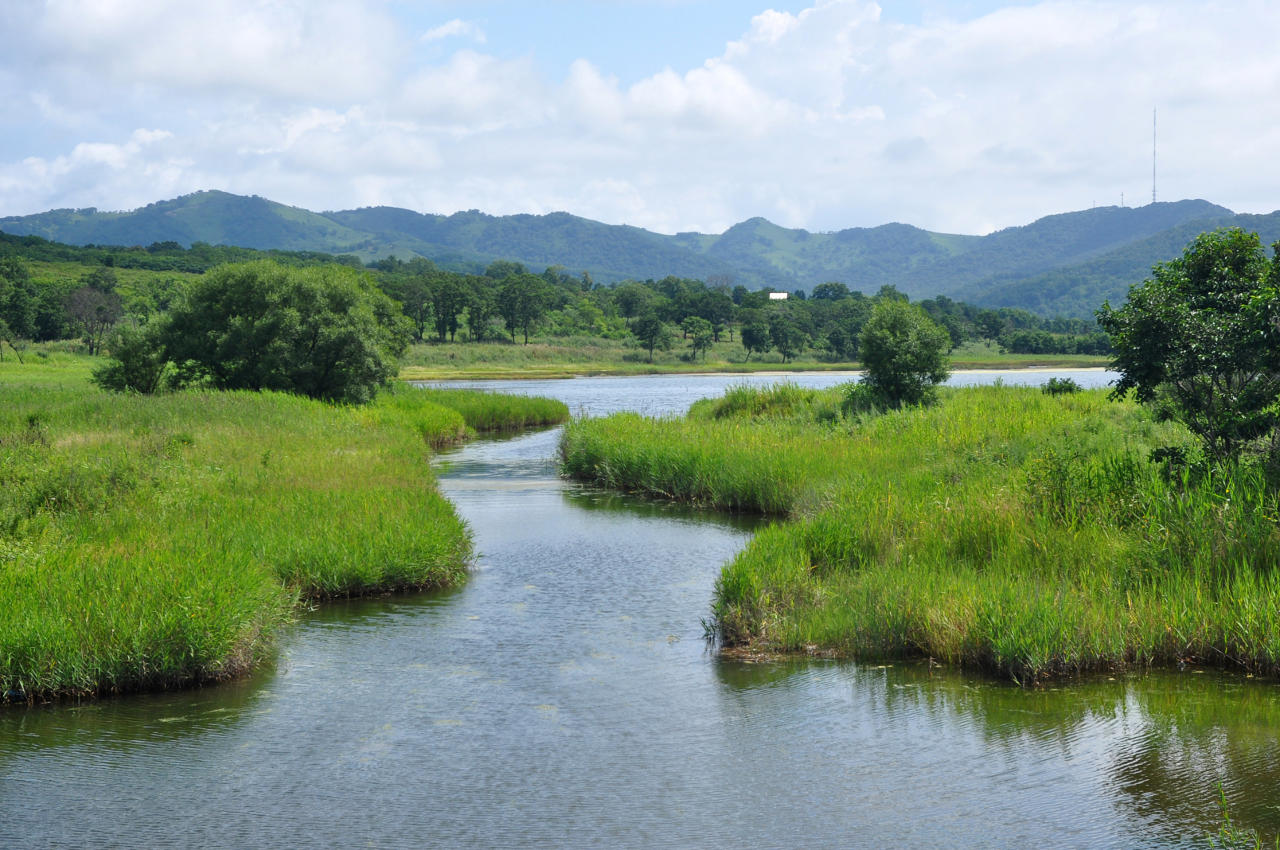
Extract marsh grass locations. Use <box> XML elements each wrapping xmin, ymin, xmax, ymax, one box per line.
<box><xmin>0</xmin><ymin>366</ymin><xmax>564</xmax><ymax>701</ymax></box>
<box><xmin>562</xmin><ymin>384</ymin><xmax>1280</xmax><ymax>681</ymax></box>
<box><xmin>409</xmin><ymin>386</ymin><xmax>570</xmax><ymax>432</ymax></box>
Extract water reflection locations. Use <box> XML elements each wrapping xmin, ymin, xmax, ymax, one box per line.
<box><xmin>712</xmin><ymin>659</ymin><xmax>1280</xmax><ymax>844</ymax></box>
<box><xmin>0</xmin><ymin>674</ymin><xmax>270</xmax><ymax>757</ymax></box>
<box><xmin>562</xmin><ymin>485</ymin><xmax>763</xmax><ymax>531</ymax></box>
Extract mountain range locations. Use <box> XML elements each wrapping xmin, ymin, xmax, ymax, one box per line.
<box><xmin>4</xmin><ymin>191</ymin><xmax>1277</xmax><ymax>318</ymax></box>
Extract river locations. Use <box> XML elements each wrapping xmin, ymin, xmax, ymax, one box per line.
<box><xmin>2</xmin><ymin>370</ymin><xmax>1278</xmax><ymax>847</ymax></box>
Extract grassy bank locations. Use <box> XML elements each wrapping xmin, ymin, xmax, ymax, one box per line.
<box><xmin>561</xmin><ymin>383</ymin><xmax>1280</xmax><ymax>681</ymax></box>
<box><xmin>0</xmin><ymin>359</ymin><xmax>568</xmax><ymax>701</ymax></box>
<box><xmin>397</xmin><ymin>337</ymin><xmax>1107</xmax><ymax>380</ymax></box>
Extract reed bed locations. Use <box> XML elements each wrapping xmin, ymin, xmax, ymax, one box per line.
<box><xmin>409</xmin><ymin>386</ymin><xmax>570</xmax><ymax>432</ymax></box>
<box><xmin>562</xmin><ymin>384</ymin><xmax>1280</xmax><ymax>681</ymax></box>
<box><xmin>0</xmin><ymin>370</ymin><xmax>561</xmax><ymax>701</ymax></box>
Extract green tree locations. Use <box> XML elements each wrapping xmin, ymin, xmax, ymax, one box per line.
<box><xmin>0</xmin><ymin>256</ymin><xmax>38</xmax><ymax>340</ymax></box>
<box><xmin>466</xmin><ymin>280</ymin><xmax>499</xmax><ymax>342</ymax></box>
<box><xmin>632</xmin><ymin>312</ymin><xmax>673</xmax><ymax>362</ymax></box>
<box><xmin>859</xmin><ymin>299</ymin><xmax>951</xmax><ymax>408</ymax></box>
<box><xmin>1098</xmin><ymin>228</ymin><xmax>1280</xmax><ymax>461</ymax></box>
<box><xmin>105</xmin><ymin>261</ymin><xmax>412</xmax><ymax>403</ymax></box>
<box><xmin>485</xmin><ymin>259</ymin><xmax>527</xmax><ymax>280</ymax></box>
<box><xmin>740</xmin><ymin>319</ymin><xmax>771</xmax><ymax>361</ymax></box>
<box><xmin>383</xmin><ymin>274</ymin><xmax>433</xmax><ymax>342</ymax></box>
<box><xmin>430</xmin><ymin>273</ymin><xmax>468</xmax><ymax>342</ymax></box>
<box><xmin>81</xmin><ymin>266</ymin><xmax>118</xmax><ymax>293</ymax></box>
<box><xmin>768</xmin><ymin>312</ymin><xmax>809</xmax><ymax>363</ymax></box>
<box><xmin>91</xmin><ymin>324</ymin><xmax>169</xmax><ymax>393</ymax></box>
<box><xmin>498</xmin><ymin>273</ymin><xmax>551</xmax><ymax>344</ymax></box>
<box><xmin>812</xmin><ymin>281</ymin><xmax>851</xmax><ymax>301</ymax></box>
<box><xmin>613</xmin><ymin>281</ymin><xmax>658</xmax><ymax>326</ymax></box>
<box><xmin>682</xmin><ymin>316</ymin><xmax>714</xmax><ymax>361</ymax></box>
<box><xmin>696</xmin><ymin>289</ymin><xmax>734</xmax><ymax>341</ymax></box>
<box><xmin>65</xmin><ymin>285</ymin><xmax>123</xmax><ymax>355</ymax></box>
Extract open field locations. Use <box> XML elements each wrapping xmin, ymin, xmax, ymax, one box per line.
<box><xmin>0</xmin><ymin>357</ymin><xmax>567</xmax><ymax>701</ymax></box>
<box><xmin>561</xmin><ymin>382</ymin><xmax>1280</xmax><ymax>681</ymax></box>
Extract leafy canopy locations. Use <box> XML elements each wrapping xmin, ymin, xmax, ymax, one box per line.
<box><xmin>95</xmin><ymin>261</ymin><xmax>411</xmax><ymax>403</ymax></box>
<box><xmin>1097</xmin><ymin>228</ymin><xmax>1280</xmax><ymax>460</ymax></box>
<box><xmin>858</xmin><ymin>299</ymin><xmax>951</xmax><ymax>408</ymax></box>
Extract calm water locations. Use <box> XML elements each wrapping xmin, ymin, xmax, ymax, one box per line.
<box><xmin>3</xmin><ymin>370</ymin><xmax>1279</xmax><ymax>848</ymax></box>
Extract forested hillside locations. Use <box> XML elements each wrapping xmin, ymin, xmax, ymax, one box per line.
<box><xmin>1</xmin><ymin>191</ymin><xmax>1264</xmax><ymax>317</ymax></box>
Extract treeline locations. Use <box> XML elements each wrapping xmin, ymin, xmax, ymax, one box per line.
<box><xmin>0</xmin><ymin>233</ymin><xmax>1110</xmax><ymax>362</ymax></box>
<box><xmin>374</xmin><ymin>255</ymin><xmax>1110</xmax><ymax>359</ymax></box>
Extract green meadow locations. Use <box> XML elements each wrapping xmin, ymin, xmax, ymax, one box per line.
<box><xmin>0</xmin><ymin>358</ymin><xmax>567</xmax><ymax>701</ymax></box>
<box><xmin>561</xmin><ymin>382</ymin><xmax>1280</xmax><ymax>682</ymax></box>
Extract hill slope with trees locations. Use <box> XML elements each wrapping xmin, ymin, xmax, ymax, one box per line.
<box><xmin>1</xmin><ymin>191</ymin><xmax>1263</xmax><ymax>316</ymax></box>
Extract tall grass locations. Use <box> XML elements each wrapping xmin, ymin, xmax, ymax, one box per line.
<box><xmin>0</xmin><ymin>367</ymin><xmax>564</xmax><ymax>701</ymax></box>
<box><xmin>410</xmin><ymin>386</ymin><xmax>570</xmax><ymax>431</ymax></box>
<box><xmin>561</xmin><ymin>383</ymin><xmax>1280</xmax><ymax>681</ymax></box>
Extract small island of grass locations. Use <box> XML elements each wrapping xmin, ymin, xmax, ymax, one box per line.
<box><xmin>561</xmin><ymin>229</ymin><xmax>1280</xmax><ymax>682</ymax></box>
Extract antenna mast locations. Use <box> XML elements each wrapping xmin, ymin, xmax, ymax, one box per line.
<box><xmin>1152</xmin><ymin>108</ymin><xmax>1157</xmax><ymax>205</ymax></box>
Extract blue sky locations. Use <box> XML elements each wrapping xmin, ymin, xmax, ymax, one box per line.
<box><xmin>1</xmin><ymin>1</ymin><xmax>1277</xmax><ymax>235</ymax></box>
<box><xmin>399</xmin><ymin>1</ymin><xmax>1038</xmax><ymax>83</ymax></box>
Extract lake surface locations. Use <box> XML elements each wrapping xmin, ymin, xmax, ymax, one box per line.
<box><xmin>3</xmin><ymin>370</ymin><xmax>1279</xmax><ymax>848</ymax></box>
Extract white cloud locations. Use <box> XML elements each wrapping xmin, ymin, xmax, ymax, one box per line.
<box><xmin>30</xmin><ymin>0</ymin><xmax>402</xmax><ymax>102</ymax></box>
<box><xmin>400</xmin><ymin>51</ymin><xmax>549</xmax><ymax>129</ymax></box>
<box><xmin>3</xmin><ymin>0</ymin><xmax>1280</xmax><ymax>236</ymax></box>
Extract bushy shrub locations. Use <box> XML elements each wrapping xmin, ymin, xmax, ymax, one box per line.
<box><xmin>1042</xmin><ymin>377</ymin><xmax>1082</xmax><ymax>395</ymax></box>
<box><xmin>840</xmin><ymin>382</ymin><xmax>880</xmax><ymax>417</ymax></box>
<box><xmin>91</xmin><ymin>325</ymin><xmax>170</xmax><ymax>394</ymax></box>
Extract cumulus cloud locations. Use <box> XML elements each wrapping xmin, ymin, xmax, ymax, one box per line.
<box><xmin>3</xmin><ymin>0</ymin><xmax>1280</xmax><ymax>235</ymax></box>
<box><xmin>29</xmin><ymin>0</ymin><xmax>401</xmax><ymax>102</ymax></box>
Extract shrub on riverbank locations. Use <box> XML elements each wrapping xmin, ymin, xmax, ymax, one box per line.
<box><xmin>0</xmin><ymin>366</ymin><xmax>567</xmax><ymax>701</ymax></box>
<box><xmin>561</xmin><ymin>384</ymin><xmax>1280</xmax><ymax>680</ymax></box>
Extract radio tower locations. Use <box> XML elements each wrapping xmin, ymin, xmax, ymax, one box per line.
<box><xmin>1152</xmin><ymin>108</ymin><xmax>1157</xmax><ymax>205</ymax></box>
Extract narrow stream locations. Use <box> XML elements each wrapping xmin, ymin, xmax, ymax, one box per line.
<box><xmin>3</xmin><ymin>371</ymin><xmax>1278</xmax><ymax>847</ymax></box>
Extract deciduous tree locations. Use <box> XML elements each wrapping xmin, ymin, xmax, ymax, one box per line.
<box><xmin>1098</xmin><ymin>228</ymin><xmax>1280</xmax><ymax>461</ymax></box>
<box><xmin>859</xmin><ymin>299</ymin><xmax>951</xmax><ymax>408</ymax></box>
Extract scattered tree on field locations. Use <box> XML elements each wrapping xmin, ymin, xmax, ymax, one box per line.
<box><xmin>682</xmin><ymin>316</ymin><xmax>714</xmax><ymax>361</ymax></box>
<box><xmin>740</xmin><ymin>320</ymin><xmax>771</xmax><ymax>361</ymax></box>
<box><xmin>632</xmin><ymin>312</ymin><xmax>674</xmax><ymax>362</ymax></box>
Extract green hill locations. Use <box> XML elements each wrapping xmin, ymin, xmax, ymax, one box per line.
<box><xmin>2</xmin><ymin>190</ymin><xmax>1268</xmax><ymax>316</ymax></box>
<box><xmin>325</xmin><ymin>206</ymin><xmax>738</xmax><ymax>282</ymax></box>
<box><xmin>960</xmin><ymin>209</ymin><xmax>1280</xmax><ymax>317</ymax></box>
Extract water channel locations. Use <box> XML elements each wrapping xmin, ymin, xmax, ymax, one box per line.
<box><xmin>3</xmin><ymin>370</ymin><xmax>1279</xmax><ymax>847</ymax></box>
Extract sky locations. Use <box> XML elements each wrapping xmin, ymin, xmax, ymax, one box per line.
<box><xmin>1</xmin><ymin>0</ymin><xmax>1277</xmax><ymax>236</ymax></box>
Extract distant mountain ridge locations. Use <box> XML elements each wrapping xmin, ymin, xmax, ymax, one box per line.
<box><xmin>2</xmin><ymin>191</ymin><xmax>1268</xmax><ymax>317</ymax></box>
